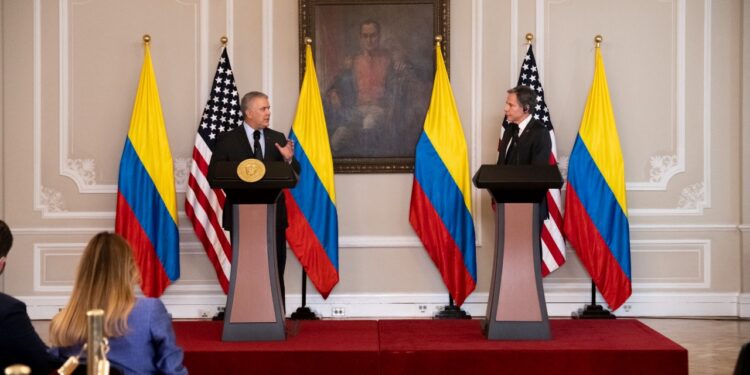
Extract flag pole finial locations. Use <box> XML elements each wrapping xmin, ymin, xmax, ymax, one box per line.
<box><xmin>525</xmin><ymin>33</ymin><xmax>534</xmax><ymax>44</ymax></box>
<box><xmin>220</xmin><ymin>36</ymin><xmax>228</xmax><ymax>45</ymax></box>
<box><xmin>142</xmin><ymin>34</ymin><xmax>151</xmax><ymax>44</ymax></box>
<box><xmin>305</xmin><ymin>37</ymin><xmax>312</xmax><ymax>45</ymax></box>
<box><xmin>434</xmin><ymin>35</ymin><xmax>442</xmax><ymax>44</ymax></box>
<box><xmin>595</xmin><ymin>35</ymin><xmax>603</xmax><ymax>48</ymax></box>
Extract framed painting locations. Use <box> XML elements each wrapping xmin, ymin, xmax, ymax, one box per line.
<box><xmin>299</xmin><ymin>0</ymin><xmax>449</xmax><ymax>173</ymax></box>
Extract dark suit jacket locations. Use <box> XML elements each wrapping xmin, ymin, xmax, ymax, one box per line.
<box><xmin>0</xmin><ymin>293</ymin><xmax>52</xmax><ymax>374</ymax></box>
<box><xmin>496</xmin><ymin>118</ymin><xmax>551</xmax><ymax>166</ymax></box>
<box><xmin>207</xmin><ymin>125</ymin><xmax>301</xmax><ymax>231</ymax></box>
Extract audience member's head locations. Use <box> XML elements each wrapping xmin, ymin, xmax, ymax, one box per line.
<box><xmin>50</xmin><ymin>232</ymin><xmax>139</xmax><ymax>346</ymax></box>
<box><xmin>0</xmin><ymin>220</ymin><xmax>13</xmax><ymax>275</ymax></box>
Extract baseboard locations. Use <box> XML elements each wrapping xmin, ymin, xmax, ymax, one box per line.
<box><xmin>739</xmin><ymin>293</ymin><xmax>750</xmax><ymax>318</ymax></box>
<box><xmin>19</xmin><ymin>292</ymin><xmax>740</xmax><ymax>319</ymax></box>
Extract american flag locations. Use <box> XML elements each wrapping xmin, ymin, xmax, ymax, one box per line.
<box><xmin>514</xmin><ymin>44</ymin><xmax>566</xmax><ymax>275</ymax></box>
<box><xmin>185</xmin><ymin>48</ymin><xmax>243</xmax><ymax>293</ymax></box>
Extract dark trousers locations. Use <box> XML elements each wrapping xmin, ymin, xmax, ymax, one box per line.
<box><xmin>275</xmin><ymin>223</ymin><xmax>287</xmax><ymax>305</ymax></box>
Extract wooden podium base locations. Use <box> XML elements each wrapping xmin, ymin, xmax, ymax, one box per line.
<box><xmin>222</xmin><ymin>204</ymin><xmax>286</xmax><ymax>341</ymax></box>
<box><xmin>484</xmin><ymin>203</ymin><xmax>550</xmax><ymax>340</ymax></box>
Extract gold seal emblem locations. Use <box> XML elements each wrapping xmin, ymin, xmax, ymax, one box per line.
<box><xmin>236</xmin><ymin>159</ymin><xmax>266</xmax><ymax>183</ymax></box>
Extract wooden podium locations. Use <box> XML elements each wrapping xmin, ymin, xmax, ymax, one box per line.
<box><xmin>209</xmin><ymin>161</ymin><xmax>297</xmax><ymax>341</ymax></box>
<box><xmin>473</xmin><ymin>165</ymin><xmax>563</xmax><ymax>340</ymax></box>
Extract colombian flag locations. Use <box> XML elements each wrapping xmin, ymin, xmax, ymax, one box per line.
<box><xmin>284</xmin><ymin>44</ymin><xmax>339</xmax><ymax>298</ymax></box>
<box><xmin>115</xmin><ymin>42</ymin><xmax>180</xmax><ymax>297</ymax></box>
<box><xmin>409</xmin><ymin>42</ymin><xmax>476</xmax><ymax>307</ymax></box>
<box><xmin>564</xmin><ymin>47</ymin><xmax>631</xmax><ymax>311</ymax></box>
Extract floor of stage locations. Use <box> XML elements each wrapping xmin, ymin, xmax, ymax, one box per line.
<box><xmin>32</xmin><ymin>317</ymin><xmax>749</xmax><ymax>373</ymax></box>
<box><xmin>173</xmin><ymin>319</ymin><xmax>689</xmax><ymax>374</ymax></box>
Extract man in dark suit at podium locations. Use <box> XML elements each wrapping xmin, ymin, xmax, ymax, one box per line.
<box><xmin>497</xmin><ymin>85</ymin><xmax>551</xmax><ymax>166</ymax></box>
<box><xmin>497</xmin><ymin>85</ymin><xmax>552</xmax><ymax>230</ymax></box>
<box><xmin>209</xmin><ymin>91</ymin><xmax>300</xmax><ymax>302</ymax></box>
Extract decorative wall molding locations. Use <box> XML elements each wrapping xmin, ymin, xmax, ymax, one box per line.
<box><xmin>64</xmin><ymin>158</ymin><xmax>97</xmax><ymax>186</ymax></box>
<box><xmin>173</xmin><ymin>157</ymin><xmax>191</xmax><ymax>192</ymax></box>
<box><xmin>339</xmin><ymin>235</ymin><xmax>423</xmax><ymax>249</ymax></box>
<box><xmin>19</xmin><ymin>291</ymin><xmax>740</xmax><ymax>319</ymax></box>
<box><xmin>626</xmin><ymin>0</ymin><xmax>711</xmax><ymax>216</ymax></box>
<box><xmin>631</xmin><ymin>239</ymin><xmax>711</xmax><ymax>289</ymax></box>
<box><xmin>262</xmin><ymin>0</ymin><xmax>273</xmax><ymax>97</ymax></box>
<box><xmin>626</xmin><ymin>0</ymin><xmax>687</xmax><ymax>192</ymax></box>
<box><xmin>677</xmin><ymin>182</ymin><xmax>706</xmax><ymax>209</ymax></box>
<box><xmin>39</xmin><ymin>186</ymin><xmax>67</xmax><ymax>213</ymax></box>
<box><xmin>13</xmin><ymin>226</ymin><xmax>200</xmax><ymax>236</ymax></box>
<box><xmin>225</xmin><ymin>0</ymin><xmax>234</xmax><ymax>61</ymax></box>
<box><xmin>740</xmin><ymin>293</ymin><xmax>750</xmax><ymax>318</ymax></box>
<box><xmin>199</xmin><ymin>0</ymin><xmax>209</xmax><ymax>107</ymax></box>
<box><xmin>541</xmin><ymin>1</ymin><xmax>711</xmax><ymax>216</ymax></box>
<box><xmin>33</xmin><ymin>241</ymin><xmax>221</xmax><ymax>293</ymax></box>
<box><xmin>33</xmin><ymin>242</ymin><xmax>84</xmax><ymax>292</ymax></box>
<box><xmin>648</xmin><ymin>154</ymin><xmax>679</xmax><ymax>183</ymax></box>
<box><xmin>33</xmin><ymin>0</ymin><xmax>205</xmax><ymax>218</ymax></box>
<box><xmin>471</xmin><ymin>0</ymin><xmax>484</xmax><ymax>245</ymax></box>
<box><xmin>57</xmin><ymin>0</ymin><xmax>199</xmax><ymax>194</ymax></box>
<box><xmin>509</xmin><ymin>0</ymin><xmax>519</xmax><ymax>82</ymax></box>
<box><xmin>557</xmin><ymin>154</ymin><xmax>569</xmax><ymax>179</ymax></box>
<box><xmin>535</xmin><ymin>0</ymin><xmax>544</xmax><ymax>82</ymax></box>
<box><xmin>629</xmin><ymin>224</ymin><xmax>737</xmax><ymax>232</ymax></box>
<box><xmin>33</xmin><ymin>1</ymin><xmax>108</xmax><ymax>218</ymax></box>
<box><xmin>545</xmin><ymin>0</ymin><xmax>685</xmax><ymax>192</ymax></box>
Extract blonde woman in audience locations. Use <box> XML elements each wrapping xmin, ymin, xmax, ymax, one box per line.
<box><xmin>49</xmin><ymin>232</ymin><xmax>187</xmax><ymax>375</ymax></box>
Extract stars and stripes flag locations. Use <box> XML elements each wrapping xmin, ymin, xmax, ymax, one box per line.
<box><xmin>185</xmin><ymin>48</ymin><xmax>243</xmax><ymax>294</ymax></box>
<box><xmin>511</xmin><ymin>44</ymin><xmax>566</xmax><ymax>276</ymax></box>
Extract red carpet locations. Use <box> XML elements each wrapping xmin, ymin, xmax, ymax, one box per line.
<box><xmin>173</xmin><ymin>319</ymin><xmax>687</xmax><ymax>375</ymax></box>
<box><xmin>174</xmin><ymin>320</ymin><xmax>380</xmax><ymax>375</ymax></box>
<box><xmin>378</xmin><ymin>319</ymin><xmax>687</xmax><ymax>374</ymax></box>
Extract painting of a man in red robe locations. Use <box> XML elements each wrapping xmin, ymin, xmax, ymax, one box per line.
<box><xmin>316</xmin><ymin>5</ymin><xmax>434</xmax><ymax>159</ymax></box>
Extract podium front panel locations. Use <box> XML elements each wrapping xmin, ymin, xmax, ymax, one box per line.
<box><xmin>222</xmin><ymin>204</ymin><xmax>285</xmax><ymax>341</ymax></box>
<box><xmin>496</xmin><ymin>203</ymin><xmax>542</xmax><ymax>322</ymax></box>
<box><xmin>229</xmin><ymin>205</ymin><xmax>276</xmax><ymax>323</ymax></box>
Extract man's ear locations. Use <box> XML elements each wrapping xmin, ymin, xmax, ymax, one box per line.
<box><xmin>0</xmin><ymin>256</ymin><xmax>6</xmax><ymax>274</ymax></box>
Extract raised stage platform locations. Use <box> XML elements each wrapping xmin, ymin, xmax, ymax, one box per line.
<box><xmin>173</xmin><ymin>319</ymin><xmax>687</xmax><ymax>375</ymax></box>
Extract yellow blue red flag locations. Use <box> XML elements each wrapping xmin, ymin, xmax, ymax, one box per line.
<box><xmin>284</xmin><ymin>44</ymin><xmax>339</xmax><ymax>298</ymax></box>
<box><xmin>115</xmin><ymin>42</ymin><xmax>180</xmax><ymax>297</ymax></box>
<box><xmin>563</xmin><ymin>47</ymin><xmax>631</xmax><ymax>310</ymax></box>
<box><xmin>409</xmin><ymin>42</ymin><xmax>476</xmax><ymax>306</ymax></box>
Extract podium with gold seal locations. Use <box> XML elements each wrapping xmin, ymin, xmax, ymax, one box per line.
<box><xmin>208</xmin><ymin>160</ymin><xmax>297</xmax><ymax>341</ymax></box>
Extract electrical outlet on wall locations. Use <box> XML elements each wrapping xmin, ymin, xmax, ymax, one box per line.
<box><xmin>331</xmin><ymin>307</ymin><xmax>346</xmax><ymax>317</ymax></box>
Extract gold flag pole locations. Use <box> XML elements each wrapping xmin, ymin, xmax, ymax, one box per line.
<box><xmin>143</xmin><ymin>34</ymin><xmax>151</xmax><ymax>45</ymax></box>
<box><xmin>595</xmin><ymin>34</ymin><xmax>602</xmax><ymax>48</ymax></box>
<box><xmin>221</xmin><ymin>36</ymin><xmax>228</xmax><ymax>46</ymax></box>
<box><xmin>305</xmin><ymin>37</ymin><xmax>312</xmax><ymax>45</ymax></box>
<box><xmin>526</xmin><ymin>32</ymin><xmax>534</xmax><ymax>45</ymax></box>
<box><xmin>435</xmin><ymin>35</ymin><xmax>445</xmax><ymax>59</ymax></box>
